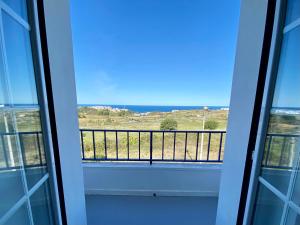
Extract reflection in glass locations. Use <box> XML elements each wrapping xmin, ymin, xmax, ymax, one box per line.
<box><xmin>251</xmin><ymin>184</ymin><xmax>284</xmax><ymax>225</ymax></box>
<box><xmin>0</xmin><ymin>2</ymin><xmax>55</xmax><ymax>223</ymax></box>
<box><xmin>3</xmin><ymin>204</ymin><xmax>31</xmax><ymax>225</ymax></box>
<box><xmin>2</xmin><ymin>0</ymin><xmax>28</xmax><ymax>21</ymax></box>
<box><xmin>271</xmin><ymin>27</ymin><xmax>300</xmax><ymax>114</ymax></box>
<box><xmin>291</xmin><ymin>159</ymin><xmax>300</xmax><ymax>206</ymax></box>
<box><xmin>14</xmin><ymin>108</ymin><xmax>47</xmax><ymax>189</ymax></box>
<box><xmin>0</xmin><ymin>111</ymin><xmax>25</xmax><ymax>217</ymax></box>
<box><xmin>286</xmin><ymin>208</ymin><xmax>300</xmax><ymax>225</ymax></box>
<box><xmin>2</xmin><ymin>11</ymin><xmax>48</xmax><ymax>190</ymax></box>
<box><xmin>261</xmin><ymin>26</ymin><xmax>300</xmax><ymax>195</ymax></box>
<box><xmin>0</xmin><ymin>34</ymin><xmax>6</xmax><ymax>106</ymax></box>
<box><xmin>21</xmin><ymin>131</ymin><xmax>47</xmax><ymax>189</ymax></box>
<box><xmin>30</xmin><ymin>181</ymin><xmax>55</xmax><ymax>225</ymax></box>
<box><xmin>2</xmin><ymin>11</ymin><xmax>38</xmax><ymax>105</ymax></box>
<box><xmin>285</xmin><ymin>0</ymin><xmax>300</xmax><ymax>26</ymax></box>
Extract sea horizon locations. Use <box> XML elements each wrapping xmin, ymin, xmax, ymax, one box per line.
<box><xmin>78</xmin><ymin>104</ymin><xmax>230</xmax><ymax>113</ymax></box>
<box><xmin>3</xmin><ymin>104</ymin><xmax>300</xmax><ymax>115</ymax></box>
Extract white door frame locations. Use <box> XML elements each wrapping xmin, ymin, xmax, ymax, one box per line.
<box><xmin>243</xmin><ymin>0</ymin><xmax>286</xmax><ymax>224</ymax></box>
<box><xmin>216</xmin><ymin>0</ymin><xmax>270</xmax><ymax>224</ymax></box>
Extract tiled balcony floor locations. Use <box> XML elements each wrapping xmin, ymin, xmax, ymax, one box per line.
<box><xmin>86</xmin><ymin>195</ymin><xmax>217</xmax><ymax>225</ymax></box>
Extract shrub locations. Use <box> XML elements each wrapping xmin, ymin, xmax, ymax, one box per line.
<box><xmin>204</xmin><ymin>120</ymin><xmax>219</xmax><ymax>130</ymax></box>
<box><xmin>78</xmin><ymin>113</ymin><xmax>86</xmax><ymax>118</ymax></box>
<box><xmin>160</xmin><ymin>118</ymin><xmax>178</xmax><ymax>130</ymax></box>
<box><xmin>117</xmin><ymin>110</ymin><xmax>133</xmax><ymax>116</ymax></box>
<box><xmin>98</xmin><ymin>109</ymin><xmax>110</xmax><ymax>116</ymax></box>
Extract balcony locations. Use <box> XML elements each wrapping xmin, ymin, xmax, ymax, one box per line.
<box><xmin>79</xmin><ymin>128</ymin><xmax>224</xmax><ymax>225</ymax></box>
<box><xmin>0</xmin><ymin>129</ymin><xmax>294</xmax><ymax>225</ymax></box>
<box><xmin>79</xmin><ymin>129</ymin><xmax>293</xmax><ymax>225</ymax></box>
<box><xmin>0</xmin><ymin>128</ymin><xmax>294</xmax><ymax>225</ymax></box>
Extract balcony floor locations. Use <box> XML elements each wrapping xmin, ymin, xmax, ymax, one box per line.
<box><xmin>86</xmin><ymin>195</ymin><xmax>217</xmax><ymax>225</ymax></box>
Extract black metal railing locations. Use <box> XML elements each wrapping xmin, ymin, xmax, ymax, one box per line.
<box><xmin>80</xmin><ymin>129</ymin><xmax>227</xmax><ymax>164</ymax></box>
<box><xmin>262</xmin><ymin>133</ymin><xmax>300</xmax><ymax>169</ymax></box>
<box><xmin>1</xmin><ymin>130</ymin><xmax>298</xmax><ymax>168</ymax></box>
<box><xmin>0</xmin><ymin>131</ymin><xmax>46</xmax><ymax>171</ymax></box>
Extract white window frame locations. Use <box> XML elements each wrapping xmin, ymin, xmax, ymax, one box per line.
<box><xmin>42</xmin><ymin>0</ymin><xmax>87</xmax><ymax>224</ymax></box>
<box><xmin>244</xmin><ymin>0</ymin><xmax>300</xmax><ymax>224</ymax></box>
<box><xmin>215</xmin><ymin>0</ymin><xmax>270</xmax><ymax>224</ymax></box>
<box><xmin>0</xmin><ymin>0</ymin><xmax>62</xmax><ymax>224</ymax></box>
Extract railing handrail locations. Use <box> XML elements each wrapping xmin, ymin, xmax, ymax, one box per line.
<box><xmin>1</xmin><ymin>130</ymin><xmax>298</xmax><ymax>137</ymax></box>
<box><xmin>0</xmin><ymin>131</ymin><xmax>42</xmax><ymax>136</ymax></box>
<box><xmin>79</xmin><ymin>128</ymin><xmax>226</xmax><ymax>133</ymax></box>
<box><xmin>266</xmin><ymin>133</ymin><xmax>300</xmax><ymax>137</ymax></box>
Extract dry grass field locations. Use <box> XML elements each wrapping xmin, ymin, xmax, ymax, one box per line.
<box><xmin>78</xmin><ymin>108</ymin><xmax>229</xmax><ymax>161</ymax></box>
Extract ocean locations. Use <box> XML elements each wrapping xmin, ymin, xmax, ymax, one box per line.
<box><xmin>78</xmin><ymin>104</ymin><xmax>229</xmax><ymax>113</ymax></box>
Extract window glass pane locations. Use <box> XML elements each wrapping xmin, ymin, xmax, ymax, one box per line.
<box><xmin>2</xmin><ymin>12</ymin><xmax>48</xmax><ymax>190</ymax></box>
<box><xmin>21</xmin><ymin>131</ymin><xmax>47</xmax><ymax>189</ymax></box>
<box><xmin>2</xmin><ymin>11</ymin><xmax>37</xmax><ymax>105</ymax></box>
<box><xmin>15</xmin><ymin>108</ymin><xmax>47</xmax><ymax>189</ymax></box>
<box><xmin>30</xmin><ymin>181</ymin><xmax>55</xmax><ymax>225</ymax></box>
<box><xmin>0</xmin><ymin>36</ymin><xmax>6</xmax><ymax>105</ymax></box>
<box><xmin>251</xmin><ymin>184</ymin><xmax>284</xmax><ymax>225</ymax></box>
<box><xmin>261</xmin><ymin>26</ymin><xmax>300</xmax><ymax>194</ymax></box>
<box><xmin>285</xmin><ymin>208</ymin><xmax>300</xmax><ymax>225</ymax></box>
<box><xmin>0</xmin><ymin>2</ymin><xmax>57</xmax><ymax>225</ymax></box>
<box><xmin>251</xmin><ymin>3</ymin><xmax>300</xmax><ymax>225</ymax></box>
<box><xmin>0</xmin><ymin>110</ymin><xmax>25</xmax><ymax>217</ymax></box>
<box><xmin>3</xmin><ymin>203</ymin><xmax>31</xmax><ymax>225</ymax></box>
<box><xmin>2</xmin><ymin>0</ymin><xmax>28</xmax><ymax>21</ymax></box>
<box><xmin>285</xmin><ymin>0</ymin><xmax>300</xmax><ymax>25</ymax></box>
<box><xmin>291</xmin><ymin>159</ymin><xmax>300</xmax><ymax>206</ymax></box>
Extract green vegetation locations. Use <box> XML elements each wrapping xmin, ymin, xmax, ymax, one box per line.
<box><xmin>268</xmin><ymin>114</ymin><xmax>300</xmax><ymax>134</ymax></box>
<box><xmin>78</xmin><ymin>107</ymin><xmax>229</xmax><ymax>161</ymax></box>
<box><xmin>78</xmin><ymin>107</ymin><xmax>228</xmax><ymax>130</ymax></box>
<box><xmin>1</xmin><ymin>106</ymin><xmax>298</xmax><ymax>167</ymax></box>
<box><xmin>160</xmin><ymin>118</ymin><xmax>178</xmax><ymax>130</ymax></box>
<box><xmin>204</xmin><ymin>120</ymin><xmax>219</xmax><ymax>130</ymax></box>
<box><xmin>77</xmin><ymin>107</ymin><xmax>300</xmax><ymax>165</ymax></box>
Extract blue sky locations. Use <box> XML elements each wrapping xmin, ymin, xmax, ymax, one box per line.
<box><xmin>70</xmin><ymin>0</ymin><xmax>241</xmax><ymax>106</ymax></box>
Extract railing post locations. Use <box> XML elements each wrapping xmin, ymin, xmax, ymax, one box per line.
<box><xmin>80</xmin><ymin>130</ymin><xmax>85</xmax><ymax>160</ymax></box>
<box><xmin>150</xmin><ymin>131</ymin><xmax>153</xmax><ymax>165</ymax></box>
<box><xmin>265</xmin><ymin>135</ymin><xmax>272</xmax><ymax>166</ymax></box>
<box><xmin>278</xmin><ymin>137</ymin><xmax>286</xmax><ymax>166</ymax></box>
<box><xmin>36</xmin><ymin>133</ymin><xmax>43</xmax><ymax>165</ymax></box>
<box><xmin>19</xmin><ymin>134</ymin><xmax>27</xmax><ymax>167</ymax></box>
<box><xmin>1</xmin><ymin>134</ymin><xmax>9</xmax><ymax>168</ymax></box>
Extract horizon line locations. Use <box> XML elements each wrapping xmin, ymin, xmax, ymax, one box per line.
<box><xmin>77</xmin><ymin>103</ymin><xmax>230</xmax><ymax>107</ymax></box>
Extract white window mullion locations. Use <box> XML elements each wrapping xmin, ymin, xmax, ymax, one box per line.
<box><xmin>0</xmin><ymin>1</ymin><xmax>30</xmax><ymax>30</ymax></box>
<box><xmin>283</xmin><ymin>17</ymin><xmax>300</xmax><ymax>34</ymax></box>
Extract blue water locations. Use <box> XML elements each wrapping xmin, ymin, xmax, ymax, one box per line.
<box><xmin>78</xmin><ymin>104</ymin><xmax>229</xmax><ymax>113</ymax></box>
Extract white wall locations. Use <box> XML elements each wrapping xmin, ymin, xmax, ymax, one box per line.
<box><xmin>84</xmin><ymin>163</ymin><xmax>221</xmax><ymax>225</ymax></box>
<box><xmin>42</xmin><ymin>0</ymin><xmax>87</xmax><ymax>224</ymax></box>
<box><xmin>216</xmin><ymin>0</ymin><xmax>269</xmax><ymax>224</ymax></box>
<box><xmin>83</xmin><ymin>163</ymin><xmax>221</xmax><ymax>197</ymax></box>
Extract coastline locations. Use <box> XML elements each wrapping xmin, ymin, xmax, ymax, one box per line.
<box><xmin>78</xmin><ymin>104</ymin><xmax>230</xmax><ymax>113</ymax></box>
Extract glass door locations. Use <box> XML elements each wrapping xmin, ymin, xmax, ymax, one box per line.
<box><xmin>0</xmin><ymin>0</ymin><xmax>60</xmax><ymax>224</ymax></box>
<box><xmin>247</xmin><ymin>0</ymin><xmax>300</xmax><ymax>224</ymax></box>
